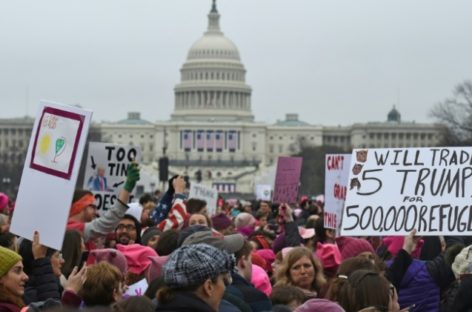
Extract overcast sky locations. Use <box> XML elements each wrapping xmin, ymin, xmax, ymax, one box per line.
<box><xmin>1</xmin><ymin>0</ymin><xmax>471</xmax><ymax>126</ymax></box>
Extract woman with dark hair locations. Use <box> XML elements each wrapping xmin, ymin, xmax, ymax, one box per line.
<box><xmin>18</xmin><ymin>232</ymin><xmax>64</xmax><ymax>304</ymax></box>
<box><xmin>61</xmin><ymin>230</ymin><xmax>84</xmax><ymax>278</ymax></box>
<box><xmin>337</xmin><ymin>270</ymin><xmax>400</xmax><ymax>312</ymax></box>
<box><xmin>326</xmin><ymin>256</ymin><xmax>379</xmax><ymax>301</ymax></box>
<box><xmin>274</xmin><ymin>247</ymin><xmax>326</xmax><ymax>299</ymax></box>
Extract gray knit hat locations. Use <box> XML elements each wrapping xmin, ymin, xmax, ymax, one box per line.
<box><xmin>163</xmin><ymin>243</ymin><xmax>234</xmax><ymax>288</ymax></box>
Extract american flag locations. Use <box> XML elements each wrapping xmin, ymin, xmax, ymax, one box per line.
<box><xmin>206</xmin><ymin>131</ymin><xmax>214</xmax><ymax>152</ymax></box>
<box><xmin>215</xmin><ymin>130</ymin><xmax>224</xmax><ymax>152</ymax></box>
<box><xmin>182</xmin><ymin>130</ymin><xmax>193</xmax><ymax>151</ymax></box>
<box><xmin>196</xmin><ymin>130</ymin><xmax>205</xmax><ymax>151</ymax></box>
<box><xmin>227</xmin><ymin>131</ymin><xmax>238</xmax><ymax>152</ymax></box>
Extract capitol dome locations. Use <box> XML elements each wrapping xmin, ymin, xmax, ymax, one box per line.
<box><xmin>171</xmin><ymin>0</ymin><xmax>253</xmax><ymax>122</ymax></box>
<box><xmin>187</xmin><ymin>35</ymin><xmax>240</xmax><ymax>61</ymax></box>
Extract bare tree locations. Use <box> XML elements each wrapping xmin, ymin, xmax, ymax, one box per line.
<box><xmin>430</xmin><ymin>80</ymin><xmax>472</xmax><ymax>145</ymax></box>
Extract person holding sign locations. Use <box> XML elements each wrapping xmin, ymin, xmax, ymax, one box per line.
<box><xmin>67</xmin><ymin>163</ymin><xmax>140</xmax><ymax>247</ymax></box>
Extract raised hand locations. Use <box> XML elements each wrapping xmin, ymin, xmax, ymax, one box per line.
<box><xmin>32</xmin><ymin>231</ymin><xmax>47</xmax><ymax>260</ymax></box>
<box><xmin>124</xmin><ymin>162</ymin><xmax>140</xmax><ymax>192</ymax></box>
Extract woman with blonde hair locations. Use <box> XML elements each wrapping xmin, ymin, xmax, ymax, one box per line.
<box><xmin>274</xmin><ymin>247</ymin><xmax>326</xmax><ymax>299</ymax></box>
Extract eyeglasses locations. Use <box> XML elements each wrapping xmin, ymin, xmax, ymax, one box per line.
<box><xmin>116</xmin><ymin>224</ymin><xmax>136</xmax><ymax>231</ymax></box>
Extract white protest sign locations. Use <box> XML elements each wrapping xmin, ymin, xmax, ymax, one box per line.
<box><xmin>11</xmin><ymin>101</ymin><xmax>92</xmax><ymax>249</ymax></box>
<box><xmin>125</xmin><ymin>278</ymin><xmax>148</xmax><ymax>297</ymax></box>
<box><xmin>342</xmin><ymin>147</ymin><xmax>472</xmax><ymax>236</ymax></box>
<box><xmin>189</xmin><ymin>183</ymin><xmax>218</xmax><ymax>216</ymax></box>
<box><xmin>83</xmin><ymin>142</ymin><xmax>141</xmax><ymax>211</ymax></box>
<box><xmin>324</xmin><ymin>154</ymin><xmax>351</xmax><ymax>233</ymax></box>
<box><xmin>256</xmin><ymin>184</ymin><xmax>272</xmax><ymax>201</ymax></box>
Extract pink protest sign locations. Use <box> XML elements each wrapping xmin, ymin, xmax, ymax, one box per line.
<box><xmin>272</xmin><ymin>157</ymin><xmax>303</xmax><ymax>204</ymax></box>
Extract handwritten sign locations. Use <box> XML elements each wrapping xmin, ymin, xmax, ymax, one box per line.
<box><xmin>11</xmin><ymin>101</ymin><xmax>92</xmax><ymax>249</ymax></box>
<box><xmin>324</xmin><ymin>154</ymin><xmax>351</xmax><ymax>233</ymax></box>
<box><xmin>189</xmin><ymin>183</ymin><xmax>218</xmax><ymax>216</ymax></box>
<box><xmin>273</xmin><ymin>157</ymin><xmax>303</xmax><ymax>204</ymax></box>
<box><xmin>125</xmin><ymin>278</ymin><xmax>148</xmax><ymax>297</ymax></box>
<box><xmin>342</xmin><ymin>147</ymin><xmax>472</xmax><ymax>236</ymax></box>
<box><xmin>83</xmin><ymin>143</ymin><xmax>141</xmax><ymax>211</ymax></box>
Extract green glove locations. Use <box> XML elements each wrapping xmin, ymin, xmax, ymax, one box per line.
<box><xmin>124</xmin><ymin>163</ymin><xmax>140</xmax><ymax>192</ymax></box>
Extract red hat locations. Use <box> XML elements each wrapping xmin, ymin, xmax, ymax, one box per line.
<box><xmin>253</xmin><ymin>235</ymin><xmax>271</xmax><ymax>250</ymax></box>
<box><xmin>300</xmin><ymin>195</ymin><xmax>309</xmax><ymax>206</ymax></box>
<box><xmin>383</xmin><ymin>236</ymin><xmax>424</xmax><ymax>259</ymax></box>
<box><xmin>255</xmin><ymin>249</ymin><xmax>275</xmax><ymax>267</ymax></box>
<box><xmin>251</xmin><ymin>251</ymin><xmax>269</xmax><ymax>272</ymax></box>
<box><xmin>336</xmin><ymin>237</ymin><xmax>374</xmax><ymax>260</ymax></box>
<box><xmin>315</xmin><ymin>243</ymin><xmax>342</xmax><ymax>271</ymax></box>
<box><xmin>211</xmin><ymin>213</ymin><xmax>232</xmax><ymax>231</ymax></box>
<box><xmin>146</xmin><ymin>255</ymin><xmax>169</xmax><ymax>282</ymax></box>
<box><xmin>89</xmin><ymin>248</ymin><xmax>128</xmax><ymax>274</ymax></box>
<box><xmin>117</xmin><ymin>244</ymin><xmax>157</xmax><ymax>275</ymax></box>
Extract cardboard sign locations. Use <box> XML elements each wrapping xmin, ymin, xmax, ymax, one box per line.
<box><xmin>324</xmin><ymin>154</ymin><xmax>351</xmax><ymax>233</ymax></box>
<box><xmin>125</xmin><ymin>278</ymin><xmax>148</xmax><ymax>297</ymax></box>
<box><xmin>342</xmin><ymin>147</ymin><xmax>472</xmax><ymax>236</ymax></box>
<box><xmin>189</xmin><ymin>183</ymin><xmax>218</xmax><ymax>216</ymax></box>
<box><xmin>83</xmin><ymin>142</ymin><xmax>141</xmax><ymax>211</ymax></box>
<box><xmin>11</xmin><ymin>101</ymin><xmax>92</xmax><ymax>249</ymax></box>
<box><xmin>272</xmin><ymin>157</ymin><xmax>303</xmax><ymax>204</ymax></box>
<box><xmin>256</xmin><ymin>184</ymin><xmax>272</xmax><ymax>201</ymax></box>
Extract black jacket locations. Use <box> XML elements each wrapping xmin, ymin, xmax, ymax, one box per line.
<box><xmin>155</xmin><ymin>292</ymin><xmax>215</xmax><ymax>312</ymax></box>
<box><xmin>23</xmin><ymin>258</ymin><xmax>60</xmax><ymax>304</ymax></box>
<box><xmin>226</xmin><ymin>273</ymin><xmax>272</xmax><ymax>312</ymax></box>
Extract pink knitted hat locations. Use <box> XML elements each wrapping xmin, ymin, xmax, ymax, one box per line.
<box><xmin>89</xmin><ymin>248</ymin><xmax>128</xmax><ymax>274</ymax></box>
<box><xmin>315</xmin><ymin>243</ymin><xmax>342</xmax><ymax>271</ymax></box>
<box><xmin>295</xmin><ymin>299</ymin><xmax>345</xmax><ymax>312</ymax></box>
<box><xmin>146</xmin><ymin>255</ymin><xmax>169</xmax><ymax>282</ymax></box>
<box><xmin>383</xmin><ymin>236</ymin><xmax>424</xmax><ymax>259</ymax></box>
<box><xmin>117</xmin><ymin>243</ymin><xmax>158</xmax><ymax>275</ymax></box>
<box><xmin>0</xmin><ymin>193</ymin><xmax>9</xmax><ymax>214</ymax></box>
<box><xmin>251</xmin><ymin>264</ymin><xmax>272</xmax><ymax>296</ymax></box>
<box><xmin>336</xmin><ymin>237</ymin><xmax>375</xmax><ymax>260</ymax></box>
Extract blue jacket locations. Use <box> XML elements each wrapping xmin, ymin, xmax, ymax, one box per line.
<box><xmin>397</xmin><ymin>259</ymin><xmax>439</xmax><ymax>312</ymax></box>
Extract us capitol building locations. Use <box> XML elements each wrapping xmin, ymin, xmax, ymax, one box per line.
<box><xmin>0</xmin><ymin>1</ymin><xmax>445</xmax><ymax>194</ymax></box>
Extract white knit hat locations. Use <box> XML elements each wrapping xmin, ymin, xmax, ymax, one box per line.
<box><xmin>452</xmin><ymin>245</ymin><xmax>472</xmax><ymax>279</ymax></box>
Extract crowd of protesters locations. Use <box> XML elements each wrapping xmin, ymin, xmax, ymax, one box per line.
<box><xmin>1</xmin><ymin>165</ymin><xmax>472</xmax><ymax>312</ymax></box>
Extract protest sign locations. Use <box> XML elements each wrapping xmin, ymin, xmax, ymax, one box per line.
<box><xmin>11</xmin><ymin>101</ymin><xmax>92</xmax><ymax>249</ymax></box>
<box><xmin>189</xmin><ymin>183</ymin><xmax>218</xmax><ymax>216</ymax></box>
<box><xmin>83</xmin><ymin>142</ymin><xmax>141</xmax><ymax>211</ymax></box>
<box><xmin>256</xmin><ymin>184</ymin><xmax>272</xmax><ymax>201</ymax></box>
<box><xmin>342</xmin><ymin>147</ymin><xmax>472</xmax><ymax>236</ymax></box>
<box><xmin>324</xmin><ymin>154</ymin><xmax>351</xmax><ymax>233</ymax></box>
<box><xmin>272</xmin><ymin>157</ymin><xmax>303</xmax><ymax>204</ymax></box>
<box><xmin>125</xmin><ymin>278</ymin><xmax>148</xmax><ymax>297</ymax></box>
